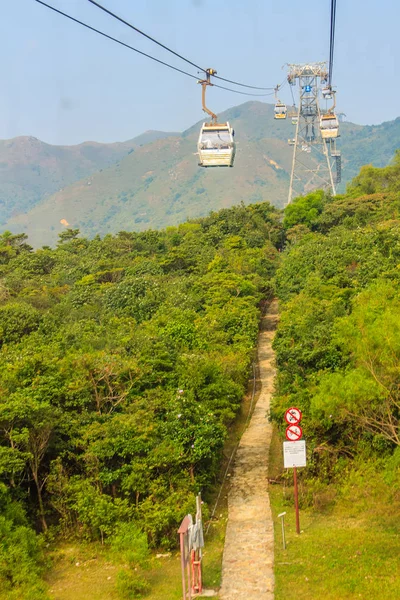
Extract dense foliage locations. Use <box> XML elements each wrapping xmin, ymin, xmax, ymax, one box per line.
<box><xmin>0</xmin><ymin>203</ymin><xmax>281</xmax><ymax>596</ymax></box>
<box><xmin>272</xmin><ymin>155</ymin><xmax>400</xmax><ymax>483</ymax></box>
<box><xmin>4</xmin><ymin>153</ymin><xmax>400</xmax><ymax>597</ymax></box>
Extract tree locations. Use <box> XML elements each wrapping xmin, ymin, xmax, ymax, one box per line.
<box><xmin>312</xmin><ymin>281</ymin><xmax>400</xmax><ymax>446</ymax></box>
<box><xmin>283</xmin><ymin>190</ymin><xmax>328</xmax><ymax>230</ymax></box>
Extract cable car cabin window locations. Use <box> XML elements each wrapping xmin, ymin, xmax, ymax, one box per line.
<box><xmin>200</xmin><ymin>130</ymin><xmax>232</xmax><ymax>149</ymax></box>
<box><xmin>274</xmin><ymin>104</ymin><xmax>287</xmax><ymax>119</ymax></box>
<box><xmin>320</xmin><ymin>118</ymin><xmax>338</xmax><ymax>129</ymax></box>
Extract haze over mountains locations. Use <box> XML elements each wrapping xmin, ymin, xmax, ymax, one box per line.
<box><xmin>2</xmin><ymin>101</ymin><xmax>400</xmax><ymax>247</ymax></box>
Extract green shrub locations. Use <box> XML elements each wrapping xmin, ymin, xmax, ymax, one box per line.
<box><xmin>110</xmin><ymin>522</ymin><xmax>149</xmax><ymax>567</ymax></box>
<box><xmin>116</xmin><ymin>569</ymin><xmax>150</xmax><ymax>599</ymax></box>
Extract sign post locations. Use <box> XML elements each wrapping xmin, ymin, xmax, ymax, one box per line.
<box><xmin>284</xmin><ymin>407</ymin><xmax>306</xmax><ymax>535</ymax></box>
<box><xmin>293</xmin><ymin>466</ymin><xmax>300</xmax><ymax>535</ymax></box>
<box><xmin>278</xmin><ymin>511</ymin><xmax>287</xmax><ymax>549</ymax></box>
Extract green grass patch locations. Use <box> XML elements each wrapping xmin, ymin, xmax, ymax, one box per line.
<box><xmin>269</xmin><ymin>426</ymin><xmax>400</xmax><ymax>600</ymax></box>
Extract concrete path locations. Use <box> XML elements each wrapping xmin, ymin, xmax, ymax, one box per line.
<box><xmin>218</xmin><ymin>299</ymin><xmax>278</xmax><ymax>600</ymax></box>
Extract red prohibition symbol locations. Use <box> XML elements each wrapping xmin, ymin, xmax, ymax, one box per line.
<box><xmin>285</xmin><ymin>424</ymin><xmax>303</xmax><ymax>441</ymax></box>
<box><xmin>284</xmin><ymin>407</ymin><xmax>302</xmax><ymax>425</ymax></box>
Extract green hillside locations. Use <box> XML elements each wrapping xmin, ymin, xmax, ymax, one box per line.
<box><xmin>4</xmin><ymin>102</ymin><xmax>400</xmax><ymax>247</ymax></box>
<box><xmin>270</xmin><ymin>164</ymin><xmax>400</xmax><ymax>599</ymax></box>
<box><xmin>0</xmin><ymin>131</ymin><xmax>178</xmax><ymax>227</ymax></box>
<box><xmin>0</xmin><ymin>156</ymin><xmax>400</xmax><ymax>597</ymax></box>
<box><xmin>0</xmin><ymin>202</ymin><xmax>280</xmax><ymax>598</ymax></box>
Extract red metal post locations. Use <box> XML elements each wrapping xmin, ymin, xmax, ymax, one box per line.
<box><xmin>191</xmin><ymin>549</ymin><xmax>202</xmax><ymax>594</ymax></box>
<box><xmin>293</xmin><ymin>466</ymin><xmax>300</xmax><ymax>534</ymax></box>
<box><xmin>186</xmin><ymin>550</ymin><xmax>192</xmax><ymax>600</ymax></box>
<box><xmin>178</xmin><ymin>516</ymin><xmax>192</xmax><ymax>600</ymax></box>
<box><xmin>179</xmin><ymin>531</ymin><xmax>187</xmax><ymax>600</ymax></box>
<box><xmin>191</xmin><ymin>494</ymin><xmax>203</xmax><ymax>594</ymax></box>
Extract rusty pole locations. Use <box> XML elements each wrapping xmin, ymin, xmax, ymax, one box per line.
<box><xmin>293</xmin><ymin>466</ymin><xmax>300</xmax><ymax>534</ymax></box>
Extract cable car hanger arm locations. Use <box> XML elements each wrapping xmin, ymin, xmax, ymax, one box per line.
<box><xmin>198</xmin><ymin>69</ymin><xmax>218</xmax><ymax>124</ymax></box>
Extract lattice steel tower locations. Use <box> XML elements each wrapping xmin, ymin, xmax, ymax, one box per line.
<box><xmin>286</xmin><ymin>62</ymin><xmax>341</xmax><ymax>205</ymax></box>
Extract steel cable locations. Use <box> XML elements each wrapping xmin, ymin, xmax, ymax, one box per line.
<box><xmin>328</xmin><ymin>0</ymin><xmax>337</xmax><ymax>86</ymax></box>
<box><xmin>34</xmin><ymin>0</ymin><xmax>275</xmax><ymax>97</ymax></box>
<box><xmin>87</xmin><ymin>0</ymin><xmax>275</xmax><ymax>91</ymax></box>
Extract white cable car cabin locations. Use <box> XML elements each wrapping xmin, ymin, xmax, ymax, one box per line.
<box><xmin>197</xmin><ymin>122</ymin><xmax>235</xmax><ymax>167</ymax></box>
<box><xmin>274</xmin><ymin>103</ymin><xmax>287</xmax><ymax>119</ymax></box>
<box><xmin>320</xmin><ymin>113</ymin><xmax>339</xmax><ymax>139</ymax></box>
<box><xmin>321</xmin><ymin>87</ymin><xmax>333</xmax><ymax>100</ymax></box>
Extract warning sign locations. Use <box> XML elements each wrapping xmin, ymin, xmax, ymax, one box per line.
<box><xmin>283</xmin><ymin>440</ymin><xmax>307</xmax><ymax>468</ymax></box>
<box><xmin>285</xmin><ymin>424</ymin><xmax>303</xmax><ymax>441</ymax></box>
<box><xmin>284</xmin><ymin>407</ymin><xmax>302</xmax><ymax>425</ymax></box>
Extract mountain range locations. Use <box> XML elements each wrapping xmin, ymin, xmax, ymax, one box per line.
<box><xmin>2</xmin><ymin>101</ymin><xmax>400</xmax><ymax>247</ymax></box>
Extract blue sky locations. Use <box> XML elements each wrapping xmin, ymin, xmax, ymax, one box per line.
<box><xmin>1</xmin><ymin>0</ymin><xmax>397</xmax><ymax>145</ymax></box>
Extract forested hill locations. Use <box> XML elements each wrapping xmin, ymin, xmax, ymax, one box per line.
<box><xmin>272</xmin><ymin>155</ymin><xmax>400</xmax><ymax>477</ymax></box>
<box><xmin>4</xmin><ymin>102</ymin><xmax>400</xmax><ymax>247</ymax></box>
<box><xmin>0</xmin><ymin>202</ymin><xmax>281</xmax><ymax>598</ymax></box>
<box><xmin>1</xmin><ymin>154</ymin><xmax>400</xmax><ymax>598</ymax></box>
<box><xmin>0</xmin><ymin>131</ymin><xmax>178</xmax><ymax>228</ymax></box>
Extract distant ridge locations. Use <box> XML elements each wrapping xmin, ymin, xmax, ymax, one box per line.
<box><xmin>3</xmin><ymin>101</ymin><xmax>400</xmax><ymax>247</ymax></box>
<box><xmin>0</xmin><ymin>131</ymin><xmax>178</xmax><ymax>227</ymax></box>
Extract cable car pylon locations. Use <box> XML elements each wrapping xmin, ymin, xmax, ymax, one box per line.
<box><xmin>286</xmin><ymin>62</ymin><xmax>340</xmax><ymax>205</ymax></box>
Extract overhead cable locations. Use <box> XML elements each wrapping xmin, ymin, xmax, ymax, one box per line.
<box><xmin>34</xmin><ymin>1</ymin><xmax>273</xmax><ymax>97</ymax></box>
<box><xmin>213</xmin><ymin>75</ymin><xmax>274</xmax><ymax>91</ymax></box>
<box><xmin>34</xmin><ymin>0</ymin><xmax>199</xmax><ymax>81</ymax></box>
<box><xmin>328</xmin><ymin>0</ymin><xmax>337</xmax><ymax>86</ymax></box>
<box><xmin>86</xmin><ymin>0</ymin><xmax>205</xmax><ymax>72</ymax></box>
<box><xmin>87</xmin><ymin>0</ymin><xmax>274</xmax><ymax>91</ymax></box>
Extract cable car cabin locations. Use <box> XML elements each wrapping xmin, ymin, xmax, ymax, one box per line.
<box><xmin>322</xmin><ymin>87</ymin><xmax>333</xmax><ymax>100</ymax></box>
<box><xmin>197</xmin><ymin>122</ymin><xmax>235</xmax><ymax>167</ymax></box>
<box><xmin>292</xmin><ymin>116</ymin><xmax>298</xmax><ymax>125</ymax></box>
<box><xmin>274</xmin><ymin>103</ymin><xmax>287</xmax><ymax>119</ymax></box>
<box><xmin>320</xmin><ymin>114</ymin><xmax>339</xmax><ymax>139</ymax></box>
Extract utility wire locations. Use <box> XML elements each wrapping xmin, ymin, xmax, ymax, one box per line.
<box><xmin>34</xmin><ymin>1</ymin><xmax>273</xmax><ymax>97</ymax></box>
<box><xmin>328</xmin><ymin>0</ymin><xmax>337</xmax><ymax>86</ymax></box>
<box><xmin>87</xmin><ymin>0</ymin><xmax>274</xmax><ymax>91</ymax></box>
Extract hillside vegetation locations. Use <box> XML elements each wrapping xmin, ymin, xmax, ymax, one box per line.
<box><xmin>1</xmin><ymin>153</ymin><xmax>400</xmax><ymax>598</ymax></box>
<box><xmin>0</xmin><ymin>202</ymin><xmax>281</xmax><ymax>599</ymax></box>
<box><xmin>270</xmin><ymin>155</ymin><xmax>400</xmax><ymax>598</ymax></box>
<box><xmin>0</xmin><ymin>131</ymin><xmax>177</xmax><ymax>228</ymax></box>
<box><xmin>5</xmin><ymin>103</ymin><xmax>400</xmax><ymax>247</ymax></box>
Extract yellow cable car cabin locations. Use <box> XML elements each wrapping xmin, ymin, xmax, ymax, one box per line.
<box><xmin>274</xmin><ymin>103</ymin><xmax>287</xmax><ymax>119</ymax></box>
<box><xmin>197</xmin><ymin>122</ymin><xmax>235</xmax><ymax>167</ymax></box>
<box><xmin>320</xmin><ymin>113</ymin><xmax>339</xmax><ymax>139</ymax></box>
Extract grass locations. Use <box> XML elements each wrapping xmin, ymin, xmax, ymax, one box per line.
<box><xmin>46</xmin><ymin>544</ymin><xmax>119</xmax><ymax>600</ymax></box>
<box><xmin>268</xmin><ymin>426</ymin><xmax>400</xmax><ymax>600</ymax></box>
